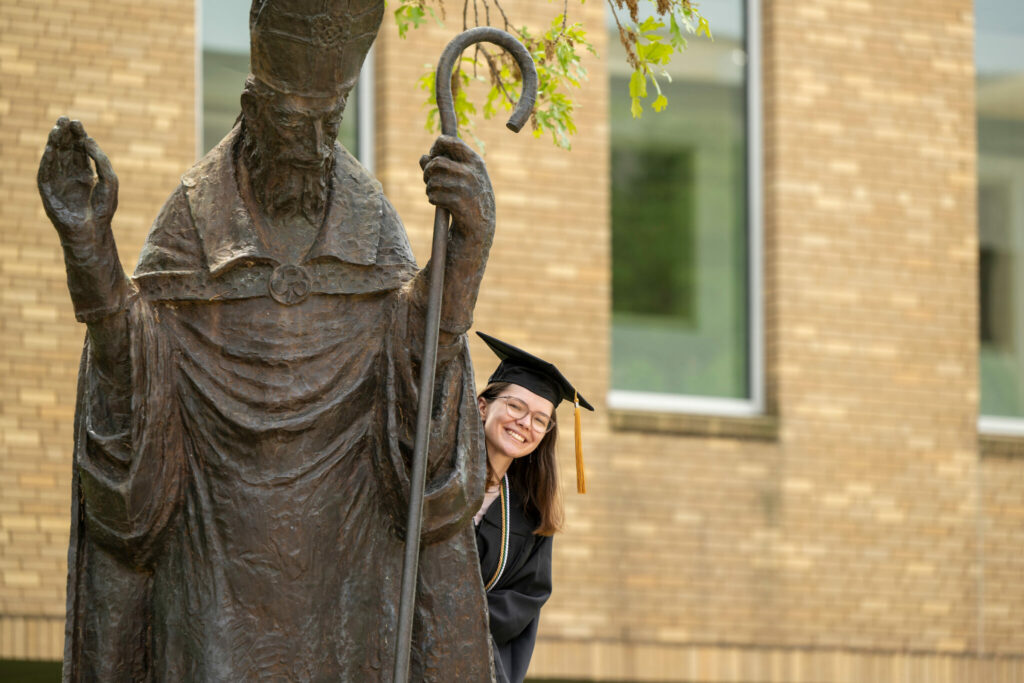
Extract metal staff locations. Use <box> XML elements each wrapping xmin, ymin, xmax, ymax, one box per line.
<box><xmin>393</xmin><ymin>26</ymin><xmax>538</xmax><ymax>682</ymax></box>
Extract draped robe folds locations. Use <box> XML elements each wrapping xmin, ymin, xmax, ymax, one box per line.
<box><xmin>62</xmin><ymin>128</ymin><xmax>495</xmax><ymax>681</ymax></box>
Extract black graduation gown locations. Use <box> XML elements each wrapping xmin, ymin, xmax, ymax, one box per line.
<box><xmin>475</xmin><ymin>482</ymin><xmax>553</xmax><ymax>683</ymax></box>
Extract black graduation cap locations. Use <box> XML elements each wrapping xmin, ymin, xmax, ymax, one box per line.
<box><xmin>476</xmin><ymin>331</ymin><xmax>593</xmax><ymax>493</ymax></box>
<box><xmin>477</xmin><ymin>332</ymin><xmax>594</xmax><ymax>411</ymax></box>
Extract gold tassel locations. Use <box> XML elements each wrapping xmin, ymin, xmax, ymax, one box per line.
<box><xmin>574</xmin><ymin>391</ymin><xmax>586</xmax><ymax>494</ymax></box>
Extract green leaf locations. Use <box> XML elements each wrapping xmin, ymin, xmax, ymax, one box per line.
<box><xmin>393</xmin><ymin>4</ymin><xmax>426</xmax><ymax>39</ymax></box>
<box><xmin>628</xmin><ymin>70</ymin><xmax>647</xmax><ymax>99</ymax></box>
<box><xmin>669</xmin><ymin>14</ymin><xmax>686</xmax><ymax>49</ymax></box>
<box><xmin>643</xmin><ymin>42</ymin><xmax>673</xmax><ymax>63</ymax></box>
<box><xmin>698</xmin><ymin>16</ymin><xmax>713</xmax><ymax>39</ymax></box>
<box><xmin>638</xmin><ymin>16</ymin><xmax>664</xmax><ymax>33</ymax></box>
<box><xmin>630</xmin><ymin>97</ymin><xmax>643</xmax><ymax>119</ymax></box>
<box><xmin>652</xmin><ymin>94</ymin><xmax>668</xmax><ymax>112</ymax></box>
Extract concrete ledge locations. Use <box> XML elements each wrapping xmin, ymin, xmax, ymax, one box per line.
<box><xmin>610</xmin><ymin>409</ymin><xmax>779</xmax><ymax>441</ymax></box>
<box><xmin>980</xmin><ymin>434</ymin><xmax>1024</xmax><ymax>459</ymax></box>
<box><xmin>531</xmin><ymin>638</ymin><xmax>1024</xmax><ymax>682</ymax></box>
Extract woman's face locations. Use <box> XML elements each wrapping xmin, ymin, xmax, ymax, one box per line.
<box><xmin>478</xmin><ymin>383</ymin><xmax>555</xmax><ymax>462</ymax></box>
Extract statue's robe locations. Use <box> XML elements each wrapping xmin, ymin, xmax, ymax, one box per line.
<box><xmin>62</xmin><ymin>128</ymin><xmax>495</xmax><ymax>681</ymax></box>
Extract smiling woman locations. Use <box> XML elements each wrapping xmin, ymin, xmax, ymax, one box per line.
<box><xmin>480</xmin><ymin>389</ymin><xmax>554</xmax><ymax>466</ymax></box>
<box><xmin>472</xmin><ymin>332</ymin><xmax>594</xmax><ymax>683</ymax></box>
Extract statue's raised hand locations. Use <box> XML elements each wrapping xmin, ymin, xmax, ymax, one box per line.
<box><xmin>38</xmin><ymin>118</ymin><xmax>129</xmax><ymax>324</ymax></box>
<box><xmin>39</xmin><ymin>117</ymin><xmax>118</xmax><ymax>241</ymax></box>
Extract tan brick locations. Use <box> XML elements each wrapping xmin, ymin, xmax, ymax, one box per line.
<box><xmin>18</xmin><ymin>388</ymin><xmax>57</xmax><ymax>406</ymax></box>
<box><xmin>3</xmin><ymin>571</ymin><xmax>41</xmax><ymax>588</ymax></box>
<box><xmin>1</xmin><ymin>0</ymin><xmax>194</xmax><ymax>661</ymax></box>
<box><xmin>3</xmin><ymin>429</ymin><xmax>41</xmax><ymax>447</ymax></box>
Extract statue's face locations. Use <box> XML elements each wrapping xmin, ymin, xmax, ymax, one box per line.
<box><xmin>248</xmin><ymin>89</ymin><xmax>346</xmax><ymax>170</ymax></box>
<box><xmin>241</xmin><ymin>82</ymin><xmax>347</xmax><ymax>222</ymax></box>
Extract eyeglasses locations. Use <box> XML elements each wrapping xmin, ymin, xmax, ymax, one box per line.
<box><xmin>495</xmin><ymin>396</ymin><xmax>554</xmax><ymax>434</ymax></box>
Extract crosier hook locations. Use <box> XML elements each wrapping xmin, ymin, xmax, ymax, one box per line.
<box><xmin>393</xmin><ymin>27</ymin><xmax>538</xmax><ymax>683</ymax></box>
<box><xmin>434</xmin><ymin>26</ymin><xmax>539</xmax><ymax>136</ymax></box>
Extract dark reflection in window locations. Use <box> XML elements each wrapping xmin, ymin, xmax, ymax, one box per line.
<box><xmin>612</xmin><ymin>147</ymin><xmax>696</xmax><ymax>322</ymax></box>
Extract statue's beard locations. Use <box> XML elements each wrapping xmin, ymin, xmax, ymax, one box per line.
<box><xmin>241</xmin><ymin>126</ymin><xmax>332</xmax><ymax>225</ymax></box>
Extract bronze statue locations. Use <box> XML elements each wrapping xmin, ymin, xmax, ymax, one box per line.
<box><xmin>38</xmin><ymin>1</ymin><xmax>498</xmax><ymax>679</ymax></box>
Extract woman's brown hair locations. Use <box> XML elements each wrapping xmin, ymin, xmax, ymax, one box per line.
<box><xmin>479</xmin><ymin>382</ymin><xmax>564</xmax><ymax>536</ymax></box>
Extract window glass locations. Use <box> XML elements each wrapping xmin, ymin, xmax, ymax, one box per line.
<box><xmin>201</xmin><ymin>0</ymin><xmax>360</xmax><ymax>156</ymax></box>
<box><xmin>609</xmin><ymin>1</ymin><xmax>750</xmax><ymax>400</ymax></box>
<box><xmin>977</xmin><ymin>0</ymin><xmax>1024</xmax><ymax>419</ymax></box>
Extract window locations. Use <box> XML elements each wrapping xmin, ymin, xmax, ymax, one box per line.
<box><xmin>608</xmin><ymin>0</ymin><xmax>762</xmax><ymax>415</ymax></box>
<box><xmin>977</xmin><ymin>0</ymin><xmax>1024</xmax><ymax>431</ymax></box>
<box><xmin>199</xmin><ymin>0</ymin><xmax>371</xmax><ymax>163</ymax></box>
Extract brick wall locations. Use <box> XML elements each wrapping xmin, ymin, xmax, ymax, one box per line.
<box><xmin>2</xmin><ymin>0</ymin><xmax>1023</xmax><ymax>680</ymax></box>
<box><xmin>0</xmin><ymin>0</ymin><xmax>194</xmax><ymax>660</ymax></box>
<box><xmin>981</xmin><ymin>447</ymin><xmax>1024</xmax><ymax>657</ymax></box>
<box><xmin>765</xmin><ymin>0</ymin><xmax>979</xmax><ymax>650</ymax></box>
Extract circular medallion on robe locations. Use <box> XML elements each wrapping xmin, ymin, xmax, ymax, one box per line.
<box><xmin>269</xmin><ymin>264</ymin><xmax>312</xmax><ymax>305</ymax></box>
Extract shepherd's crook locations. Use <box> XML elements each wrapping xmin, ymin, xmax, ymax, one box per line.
<box><xmin>393</xmin><ymin>27</ymin><xmax>538</xmax><ymax>682</ymax></box>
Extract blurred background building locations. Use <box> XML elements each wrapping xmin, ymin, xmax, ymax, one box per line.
<box><xmin>2</xmin><ymin>0</ymin><xmax>1023</xmax><ymax>680</ymax></box>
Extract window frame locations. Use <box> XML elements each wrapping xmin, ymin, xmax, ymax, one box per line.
<box><xmin>606</xmin><ymin>0</ymin><xmax>764</xmax><ymax>418</ymax></box>
<box><xmin>975</xmin><ymin>0</ymin><xmax>1024</xmax><ymax>436</ymax></box>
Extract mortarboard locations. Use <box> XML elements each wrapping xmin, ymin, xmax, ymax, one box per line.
<box><xmin>477</xmin><ymin>331</ymin><xmax>593</xmax><ymax>493</ymax></box>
